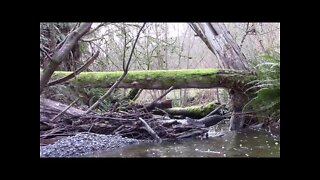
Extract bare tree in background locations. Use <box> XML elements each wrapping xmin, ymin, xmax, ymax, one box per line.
<box><xmin>85</xmin><ymin>23</ymin><xmax>146</xmax><ymax>113</ymax></box>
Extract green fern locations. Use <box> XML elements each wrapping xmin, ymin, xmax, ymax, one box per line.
<box><xmin>245</xmin><ymin>50</ymin><xmax>280</xmax><ymax>120</ymax></box>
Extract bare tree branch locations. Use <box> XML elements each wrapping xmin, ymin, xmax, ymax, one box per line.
<box><xmin>81</xmin><ymin>36</ymin><xmax>107</xmax><ymax>42</ymax></box>
<box><xmin>85</xmin><ymin>23</ymin><xmax>146</xmax><ymax>113</ymax></box>
<box><xmin>124</xmin><ymin>23</ymin><xmax>145</xmax><ymax>72</ymax></box>
<box><xmin>40</xmin><ymin>23</ymin><xmax>92</xmax><ymax>94</ymax></box>
<box><xmin>188</xmin><ymin>23</ymin><xmax>216</xmax><ymax>56</ymax></box>
<box><xmin>147</xmin><ymin>86</ymin><xmax>174</xmax><ymax>109</ymax></box>
<box><xmin>53</xmin><ymin>23</ymin><xmax>80</xmax><ymax>52</ymax></box>
<box><xmin>89</xmin><ymin>41</ymin><xmax>122</xmax><ymax>70</ymax></box>
<box><xmin>86</xmin><ymin>23</ymin><xmax>107</xmax><ymax>36</ymax></box>
<box><xmin>204</xmin><ymin>104</ymin><xmax>225</xmax><ymax>118</ymax></box>
<box><xmin>132</xmin><ymin>89</ymin><xmax>143</xmax><ymax>101</ymax></box>
<box><xmin>138</xmin><ymin>117</ymin><xmax>162</xmax><ymax>143</ymax></box>
<box><xmin>49</xmin><ymin>97</ymin><xmax>80</xmax><ymax>122</ymax></box>
<box><xmin>82</xmin><ymin>28</ymin><xmax>117</xmax><ymax>42</ymax></box>
<box><xmin>40</xmin><ymin>46</ymin><xmax>52</xmax><ymax>60</ymax></box>
<box><xmin>52</xmin><ymin>23</ymin><xmax>92</xmax><ymax>63</ymax></box>
<box><xmin>239</xmin><ymin>23</ymin><xmax>250</xmax><ymax>49</ymax></box>
<box><xmin>122</xmin><ymin>24</ymin><xmax>127</xmax><ymax>71</ymax></box>
<box><xmin>47</xmin><ymin>50</ymin><xmax>100</xmax><ymax>86</ymax></box>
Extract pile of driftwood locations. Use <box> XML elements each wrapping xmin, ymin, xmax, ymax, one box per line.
<box><xmin>40</xmin><ymin>98</ymin><xmax>209</xmax><ymax>145</ymax></box>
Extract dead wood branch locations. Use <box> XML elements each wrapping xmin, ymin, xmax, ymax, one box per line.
<box><xmin>47</xmin><ymin>50</ymin><xmax>99</xmax><ymax>86</ymax></box>
<box><xmin>49</xmin><ymin>98</ymin><xmax>80</xmax><ymax>122</ymax></box>
<box><xmin>132</xmin><ymin>89</ymin><xmax>143</xmax><ymax>101</ymax></box>
<box><xmin>147</xmin><ymin>86</ymin><xmax>174</xmax><ymax>109</ymax></box>
<box><xmin>138</xmin><ymin>117</ymin><xmax>161</xmax><ymax>143</ymax></box>
<box><xmin>41</xmin><ymin>97</ymin><xmax>211</xmax><ymax>142</ymax></box>
<box><xmin>204</xmin><ymin>104</ymin><xmax>225</xmax><ymax>118</ymax></box>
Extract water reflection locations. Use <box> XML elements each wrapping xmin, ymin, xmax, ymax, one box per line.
<box><xmin>85</xmin><ymin>128</ymin><xmax>280</xmax><ymax>158</ymax></box>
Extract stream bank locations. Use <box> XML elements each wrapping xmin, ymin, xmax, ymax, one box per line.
<box><xmin>40</xmin><ymin>132</ymin><xmax>145</xmax><ymax>157</ymax></box>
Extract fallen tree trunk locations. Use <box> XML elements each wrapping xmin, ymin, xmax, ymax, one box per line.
<box><xmin>186</xmin><ymin>115</ymin><xmax>228</xmax><ymax>127</ymax></box>
<box><xmin>49</xmin><ymin>68</ymin><xmax>254</xmax><ymax>90</ymax></box>
<box><xmin>44</xmin><ymin>69</ymin><xmax>256</xmax><ymax>132</ymax></box>
<box><xmin>40</xmin><ymin>97</ymin><xmax>86</xmax><ymax>122</ymax></box>
<box><xmin>163</xmin><ymin>102</ymin><xmax>217</xmax><ymax>119</ymax></box>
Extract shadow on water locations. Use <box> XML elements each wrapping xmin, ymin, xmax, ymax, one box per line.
<box><xmin>85</xmin><ymin>126</ymin><xmax>280</xmax><ymax>158</ymax></box>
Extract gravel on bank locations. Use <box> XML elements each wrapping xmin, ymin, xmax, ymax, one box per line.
<box><xmin>40</xmin><ymin>132</ymin><xmax>144</xmax><ymax>157</ymax></box>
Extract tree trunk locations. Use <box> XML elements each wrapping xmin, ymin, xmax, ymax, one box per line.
<box><xmin>40</xmin><ymin>23</ymin><xmax>92</xmax><ymax>94</ymax></box>
<box><xmin>190</xmin><ymin>23</ymin><xmax>249</xmax><ymax>70</ymax></box>
<box><xmin>190</xmin><ymin>23</ymin><xmax>251</xmax><ymax>130</ymax></box>
<box><xmin>228</xmin><ymin>89</ymin><xmax>250</xmax><ymax>131</ymax></box>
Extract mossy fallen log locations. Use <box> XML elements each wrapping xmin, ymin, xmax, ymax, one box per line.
<box><xmin>163</xmin><ymin>102</ymin><xmax>217</xmax><ymax>119</ymax></box>
<box><xmin>44</xmin><ymin>68</ymin><xmax>256</xmax><ymax>131</ymax></box>
<box><xmin>49</xmin><ymin>69</ymin><xmax>254</xmax><ymax>90</ymax></box>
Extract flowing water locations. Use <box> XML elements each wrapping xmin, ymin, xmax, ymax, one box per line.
<box><xmin>84</xmin><ymin>124</ymin><xmax>280</xmax><ymax>158</ymax></box>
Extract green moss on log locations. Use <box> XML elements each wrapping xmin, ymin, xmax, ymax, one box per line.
<box><xmin>164</xmin><ymin>102</ymin><xmax>216</xmax><ymax>119</ymax></box>
<box><xmin>49</xmin><ymin>68</ymin><xmax>255</xmax><ymax>90</ymax></box>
